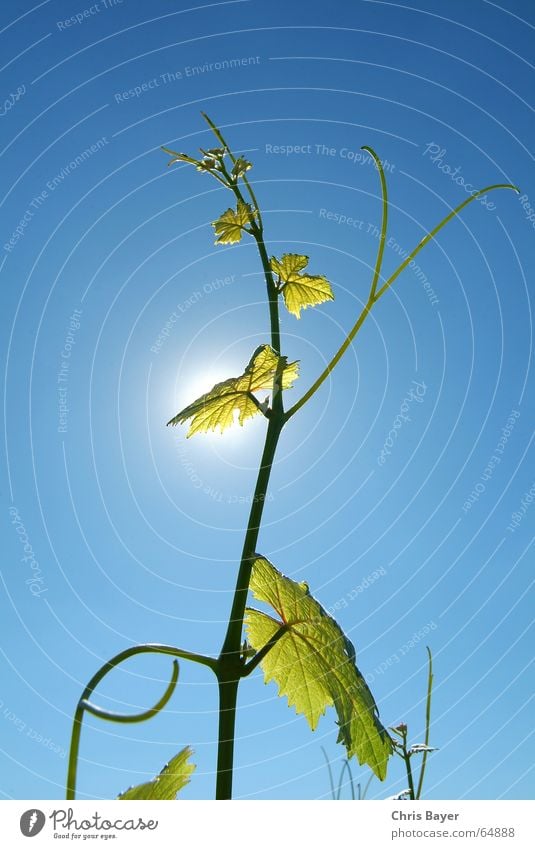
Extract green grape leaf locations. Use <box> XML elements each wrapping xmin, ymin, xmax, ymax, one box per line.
<box><xmin>270</xmin><ymin>253</ymin><xmax>334</xmax><ymax>318</ymax></box>
<box><xmin>212</xmin><ymin>199</ymin><xmax>253</xmax><ymax>244</ymax></box>
<box><xmin>270</xmin><ymin>253</ymin><xmax>309</xmax><ymax>278</ymax></box>
<box><xmin>245</xmin><ymin>556</ymin><xmax>393</xmax><ymax>779</ymax></box>
<box><xmin>117</xmin><ymin>746</ymin><xmax>195</xmax><ymax>800</ymax></box>
<box><xmin>167</xmin><ymin>345</ymin><xmax>299</xmax><ymax>437</ymax></box>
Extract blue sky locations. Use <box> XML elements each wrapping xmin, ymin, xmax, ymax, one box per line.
<box><xmin>1</xmin><ymin>0</ymin><xmax>533</xmax><ymax>801</ymax></box>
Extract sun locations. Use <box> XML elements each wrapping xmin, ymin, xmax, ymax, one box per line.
<box><xmin>178</xmin><ymin>365</ymin><xmax>229</xmax><ymax>411</ymax></box>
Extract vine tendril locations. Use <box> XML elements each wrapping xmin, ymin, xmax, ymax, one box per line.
<box><xmin>66</xmin><ymin>643</ymin><xmax>217</xmax><ymax>799</ymax></box>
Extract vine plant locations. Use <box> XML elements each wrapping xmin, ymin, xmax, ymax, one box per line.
<box><xmin>66</xmin><ymin>114</ymin><xmax>518</xmax><ymax>801</ymax></box>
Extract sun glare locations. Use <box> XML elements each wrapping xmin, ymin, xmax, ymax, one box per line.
<box><xmin>179</xmin><ymin>365</ymin><xmax>230</xmax><ymax>409</ymax></box>
<box><xmin>173</xmin><ymin>360</ymin><xmax>257</xmax><ymax>443</ymax></box>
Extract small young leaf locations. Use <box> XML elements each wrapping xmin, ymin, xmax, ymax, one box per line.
<box><xmin>161</xmin><ymin>147</ymin><xmax>200</xmax><ymax>168</ymax></box>
<box><xmin>204</xmin><ymin>146</ymin><xmax>226</xmax><ymax>159</ymax></box>
<box><xmin>270</xmin><ymin>253</ymin><xmax>309</xmax><ymax>278</ymax></box>
<box><xmin>167</xmin><ymin>345</ymin><xmax>299</xmax><ymax>436</ymax></box>
<box><xmin>231</xmin><ymin>157</ymin><xmax>252</xmax><ymax>180</ymax></box>
<box><xmin>245</xmin><ymin>556</ymin><xmax>393</xmax><ymax>779</ymax></box>
<box><xmin>212</xmin><ymin>199</ymin><xmax>253</xmax><ymax>244</ymax></box>
<box><xmin>199</xmin><ymin>146</ymin><xmax>226</xmax><ymax>163</ymax></box>
<box><xmin>197</xmin><ymin>157</ymin><xmax>217</xmax><ymax>171</ymax></box>
<box><xmin>117</xmin><ymin>746</ymin><xmax>195</xmax><ymax>800</ymax></box>
<box><xmin>270</xmin><ymin>253</ymin><xmax>334</xmax><ymax>318</ymax></box>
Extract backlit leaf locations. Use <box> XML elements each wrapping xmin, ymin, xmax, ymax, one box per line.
<box><xmin>167</xmin><ymin>345</ymin><xmax>299</xmax><ymax>437</ymax></box>
<box><xmin>270</xmin><ymin>253</ymin><xmax>309</xmax><ymax>278</ymax></box>
<box><xmin>245</xmin><ymin>556</ymin><xmax>393</xmax><ymax>779</ymax></box>
<box><xmin>231</xmin><ymin>157</ymin><xmax>252</xmax><ymax>180</ymax></box>
<box><xmin>117</xmin><ymin>746</ymin><xmax>195</xmax><ymax>800</ymax></box>
<box><xmin>200</xmin><ymin>146</ymin><xmax>226</xmax><ymax>160</ymax></box>
<box><xmin>212</xmin><ymin>200</ymin><xmax>253</xmax><ymax>244</ymax></box>
<box><xmin>270</xmin><ymin>253</ymin><xmax>334</xmax><ymax>318</ymax></box>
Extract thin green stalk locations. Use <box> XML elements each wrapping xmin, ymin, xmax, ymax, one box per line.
<box><xmin>285</xmin><ymin>297</ymin><xmax>373</xmax><ymax>420</ymax></box>
<box><xmin>245</xmin><ymin>390</ymin><xmax>269</xmax><ymax>414</ymax></box>
<box><xmin>399</xmin><ymin>727</ymin><xmax>416</xmax><ymax>801</ymax></box>
<box><xmin>207</xmin><ymin>135</ymin><xmax>279</xmax><ymax>356</ymax></box>
<box><xmin>67</xmin><ymin>706</ymin><xmax>89</xmax><ymax>801</ymax></box>
<box><xmin>242</xmin><ymin>624</ymin><xmax>288</xmax><ymax>677</ymax></box>
<box><xmin>361</xmin><ymin>773</ymin><xmax>374</xmax><ymax>800</ymax></box>
<box><xmin>242</xmin><ymin>171</ymin><xmax>264</xmax><ymax>232</ymax></box>
<box><xmin>255</xmin><ymin>235</ymin><xmax>282</xmax><ymax>355</ymax></box>
<box><xmin>67</xmin><ymin>643</ymin><xmax>217</xmax><ymax>799</ymax></box>
<box><xmin>415</xmin><ymin>647</ymin><xmax>434</xmax><ymax>800</ymax></box>
<box><xmin>201</xmin><ymin>112</ymin><xmax>264</xmax><ymax>233</ymax></box>
<box><xmin>201</xmin><ymin>113</ymin><xmax>236</xmax><ymax>160</ymax></box>
<box><xmin>337</xmin><ymin>759</ymin><xmax>356</xmax><ymax>800</ymax></box>
<box><xmin>214</xmin><ymin>151</ymin><xmax>279</xmax><ymax>354</ymax></box>
<box><xmin>374</xmin><ymin>184</ymin><xmax>519</xmax><ymax>300</ymax></box>
<box><xmin>286</xmin><ymin>182</ymin><xmax>518</xmax><ymax>420</ymax></box>
<box><xmin>81</xmin><ymin>660</ymin><xmax>178</xmax><ymax>722</ymax></box>
<box><xmin>321</xmin><ymin>747</ymin><xmax>336</xmax><ymax>800</ymax></box>
<box><xmin>404</xmin><ymin>747</ymin><xmax>416</xmax><ymax>801</ymax></box>
<box><xmin>361</xmin><ymin>145</ymin><xmax>388</xmax><ymax>300</ymax></box>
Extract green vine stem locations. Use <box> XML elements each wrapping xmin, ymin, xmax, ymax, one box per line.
<box><xmin>214</xmin><ymin>414</ymin><xmax>284</xmax><ymax>799</ymax></box>
<box><xmin>66</xmin><ymin>643</ymin><xmax>217</xmax><ymax>799</ymax></box>
<box><xmin>401</xmin><ymin>728</ymin><xmax>417</xmax><ymax>800</ymax></box>
<box><xmin>415</xmin><ymin>646</ymin><xmax>434</xmax><ymax>800</ymax></box>
<box><xmin>361</xmin><ymin>145</ymin><xmax>389</xmax><ymax>301</ymax></box>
